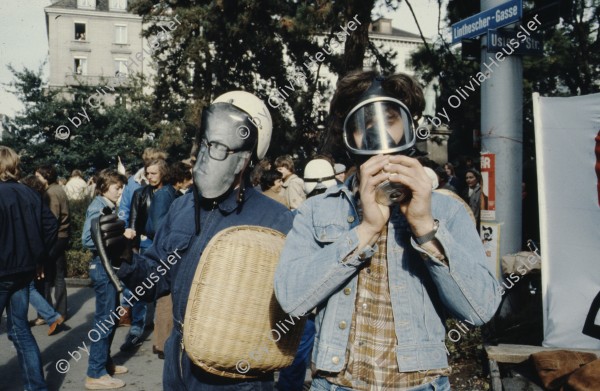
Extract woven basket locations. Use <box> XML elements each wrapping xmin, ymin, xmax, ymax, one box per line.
<box><xmin>183</xmin><ymin>225</ymin><xmax>306</xmax><ymax>379</ymax></box>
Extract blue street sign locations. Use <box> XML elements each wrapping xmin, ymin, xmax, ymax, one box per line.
<box><xmin>452</xmin><ymin>0</ymin><xmax>523</xmax><ymax>44</ymax></box>
<box><xmin>487</xmin><ymin>29</ymin><xmax>543</xmax><ymax>56</ymax></box>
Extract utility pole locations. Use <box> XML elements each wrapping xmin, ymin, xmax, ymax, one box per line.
<box><xmin>480</xmin><ymin>0</ymin><xmax>523</xmax><ymax>271</ymax></box>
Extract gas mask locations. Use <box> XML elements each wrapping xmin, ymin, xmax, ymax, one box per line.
<box><xmin>342</xmin><ymin>76</ymin><xmax>417</xmax><ymax>205</ymax></box>
<box><xmin>193</xmin><ymin>102</ymin><xmax>257</xmax><ymax>200</ymax></box>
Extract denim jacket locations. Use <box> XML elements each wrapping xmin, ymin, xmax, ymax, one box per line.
<box><xmin>274</xmin><ymin>184</ymin><xmax>501</xmax><ymax>373</ymax></box>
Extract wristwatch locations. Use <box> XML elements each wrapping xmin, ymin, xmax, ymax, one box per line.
<box><xmin>414</xmin><ymin>219</ymin><xmax>440</xmax><ymax>246</ymax></box>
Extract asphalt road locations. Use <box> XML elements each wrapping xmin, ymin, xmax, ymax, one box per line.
<box><xmin>0</xmin><ymin>286</ymin><xmax>164</xmax><ymax>391</ymax></box>
<box><xmin>0</xmin><ymin>285</ymin><xmax>311</xmax><ymax>391</ymax></box>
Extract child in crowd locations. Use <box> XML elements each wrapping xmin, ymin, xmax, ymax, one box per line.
<box><xmin>81</xmin><ymin>169</ymin><xmax>128</xmax><ymax>390</ymax></box>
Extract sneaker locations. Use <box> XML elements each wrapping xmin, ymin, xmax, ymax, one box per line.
<box><xmin>119</xmin><ymin>334</ymin><xmax>143</xmax><ymax>352</ymax></box>
<box><xmin>106</xmin><ymin>364</ymin><xmax>128</xmax><ymax>375</ymax></box>
<box><xmin>48</xmin><ymin>315</ymin><xmax>65</xmax><ymax>336</ymax></box>
<box><xmin>85</xmin><ymin>374</ymin><xmax>125</xmax><ymax>389</ymax></box>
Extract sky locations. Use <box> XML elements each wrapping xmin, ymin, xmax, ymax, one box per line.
<box><xmin>0</xmin><ymin>0</ymin><xmax>444</xmax><ymax>119</ymax></box>
<box><xmin>0</xmin><ymin>0</ymin><xmax>53</xmax><ymax>118</ymax></box>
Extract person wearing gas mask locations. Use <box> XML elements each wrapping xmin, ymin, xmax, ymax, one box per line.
<box><xmin>274</xmin><ymin>71</ymin><xmax>501</xmax><ymax>390</ymax></box>
<box><xmin>93</xmin><ymin>91</ymin><xmax>294</xmax><ymax>390</ymax></box>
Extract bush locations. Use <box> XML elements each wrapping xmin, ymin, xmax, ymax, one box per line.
<box><xmin>66</xmin><ymin>197</ymin><xmax>93</xmax><ymax>278</ymax></box>
<box><xmin>66</xmin><ymin>249</ymin><xmax>92</xmax><ymax>278</ymax></box>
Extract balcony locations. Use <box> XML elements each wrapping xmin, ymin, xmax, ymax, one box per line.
<box><xmin>63</xmin><ymin>73</ymin><xmax>128</xmax><ymax>88</ymax></box>
<box><xmin>70</xmin><ymin>40</ymin><xmax>92</xmax><ymax>52</ymax></box>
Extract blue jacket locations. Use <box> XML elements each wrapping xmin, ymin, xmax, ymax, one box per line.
<box><xmin>146</xmin><ymin>184</ymin><xmax>178</xmax><ymax>238</ymax></box>
<box><xmin>117</xmin><ymin>186</ymin><xmax>294</xmax><ymax>385</ymax></box>
<box><xmin>274</xmin><ymin>184</ymin><xmax>501</xmax><ymax>373</ymax></box>
<box><xmin>0</xmin><ymin>181</ymin><xmax>58</xmax><ymax>277</ymax></box>
<box><xmin>118</xmin><ymin>175</ymin><xmax>142</xmax><ymax>228</ymax></box>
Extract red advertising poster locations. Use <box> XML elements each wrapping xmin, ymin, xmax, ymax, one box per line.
<box><xmin>480</xmin><ymin>153</ymin><xmax>496</xmax><ymax>221</ymax></box>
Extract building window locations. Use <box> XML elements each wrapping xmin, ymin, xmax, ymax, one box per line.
<box><xmin>74</xmin><ymin>57</ymin><xmax>87</xmax><ymax>75</ymax></box>
<box><xmin>75</xmin><ymin>23</ymin><xmax>86</xmax><ymax>41</ymax></box>
<box><xmin>109</xmin><ymin>0</ymin><xmax>127</xmax><ymax>11</ymax></box>
<box><xmin>114</xmin><ymin>59</ymin><xmax>128</xmax><ymax>77</ymax></box>
<box><xmin>115</xmin><ymin>25</ymin><xmax>127</xmax><ymax>44</ymax></box>
<box><xmin>77</xmin><ymin>0</ymin><xmax>95</xmax><ymax>10</ymax></box>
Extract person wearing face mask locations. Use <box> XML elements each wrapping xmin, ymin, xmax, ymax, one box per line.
<box><xmin>92</xmin><ymin>91</ymin><xmax>294</xmax><ymax>390</ymax></box>
<box><xmin>274</xmin><ymin>71</ymin><xmax>501</xmax><ymax>390</ymax></box>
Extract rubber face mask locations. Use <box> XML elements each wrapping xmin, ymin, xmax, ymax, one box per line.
<box><xmin>193</xmin><ymin>103</ymin><xmax>257</xmax><ymax>199</ymax></box>
<box><xmin>342</xmin><ymin>78</ymin><xmax>416</xmax><ymax>156</ymax></box>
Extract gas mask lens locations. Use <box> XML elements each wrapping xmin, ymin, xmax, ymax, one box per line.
<box><xmin>343</xmin><ymin>98</ymin><xmax>416</xmax><ymax>155</ymax></box>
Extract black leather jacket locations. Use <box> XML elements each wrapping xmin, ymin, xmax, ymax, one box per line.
<box><xmin>129</xmin><ymin>185</ymin><xmax>155</xmax><ymax>246</ymax></box>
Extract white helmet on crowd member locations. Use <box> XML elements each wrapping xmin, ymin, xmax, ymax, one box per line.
<box><xmin>212</xmin><ymin>91</ymin><xmax>272</xmax><ymax>160</ymax></box>
<box><xmin>303</xmin><ymin>159</ymin><xmax>337</xmax><ymax>196</ymax></box>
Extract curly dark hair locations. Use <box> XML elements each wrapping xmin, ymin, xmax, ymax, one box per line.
<box><xmin>321</xmin><ymin>70</ymin><xmax>426</xmax><ymax>157</ymax></box>
<box><xmin>36</xmin><ymin>164</ymin><xmax>58</xmax><ymax>184</ymax></box>
<box><xmin>170</xmin><ymin>161</ymin><xmax>192</xmax><ymax>185</ymax></box>
<box><xmin>260</xmin><ymin>169</ymin><xmax>283</xmax><ymax>192</ymax></box>
<box><xmin>20</xmin><ymin>175</ymin><xmax>46</xmax><ymax>195</ymax></box>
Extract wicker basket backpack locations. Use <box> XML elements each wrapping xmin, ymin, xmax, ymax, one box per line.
<box><xmin>183</xmin><ymin>225</ymin><xmax>306</xmax><ymax>379</ymax></box>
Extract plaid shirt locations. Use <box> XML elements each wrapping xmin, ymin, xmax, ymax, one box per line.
<box><xmin>326</xmin><ymin>225</ymin><xmax>451</xmax><ymax>390</ymax></box>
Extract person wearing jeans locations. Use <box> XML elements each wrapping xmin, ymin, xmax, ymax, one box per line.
<box><xmin>28</xmin><ymin>281</ymin><xmax>64</xmax><ymax>335</ymax></box>
<box><xmin>309</xmin><ymin>376</ymin><xmax>451</xmax><ymax>391</ymax></box>
<box><xmin>82</xmin><ymin>169</ymin><xmax>129</xmax><ymax>389</ymax></box>
<box><xmin>274</xmin><ymin>72</ymin><xmax>501</xmax><ymax>390</ymax></box>
<box><xmin>1</xmin><ymin>273</ymin><xmax>49</xmax><ymax>391</ymax></box>
<box><xmin>119</xmin><ymin>158</ymin><xmax>170</xmax><ymax>351</ymax></box>
<box><xmin>36</xmin><ymin>165</ymin><xmax>71</xmax><ymax>320</ymax></box>
<box><xmin>1</xmin><ymin>146</ymin><xmax>58</xmax><ymax>391</ymax></box>
<box><xmin>19</xmin><ymin>174</ymin><xmax>65</xmax><ymax>336</ymax></box>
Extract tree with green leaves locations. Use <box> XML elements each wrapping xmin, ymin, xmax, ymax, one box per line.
<box><xmin>408</xmin><ymin>0</ymin><xmax>599</xmax><ymax>160</ymax></box>
<box><xmin>3</xmin><ymin>65</ymin><xmax>155</xmax><ymax>176</ymax></box>
<box><xmin>128</xmin><ymin>0</ymin><xmax>398</xmax><ymax>162</ymax></box>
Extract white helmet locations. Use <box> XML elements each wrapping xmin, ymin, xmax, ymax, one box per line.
<box><xmin>213</xmin><ymin>91</ymin><xmax>272</xmax><ymax>159</ymax></box>
<box><xmin>303</xmin><ymin>159</ymin><xmax>337</xmax><ymax>195</ymax></box>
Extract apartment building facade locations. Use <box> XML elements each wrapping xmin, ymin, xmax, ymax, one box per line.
<box><xmin>44</xmin><ymin>0</ymin><xmax>152</xmax><ymax>90</ymax></box>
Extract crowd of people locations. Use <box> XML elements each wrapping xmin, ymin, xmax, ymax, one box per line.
<box><xmin>1</xmin><ymin>71</ymin><xmax>500</xmax><ymax>391</ymax></box>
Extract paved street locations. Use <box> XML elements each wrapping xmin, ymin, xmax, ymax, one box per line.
<box><xmin>0</xmin><ymin>285</ymin><xmax>311</xmax><ymax>391</ymax></box>
<box><xmin>0</xmin><ymin>286</ymin><xmax>164</xmax><ymax>391</ymax></box>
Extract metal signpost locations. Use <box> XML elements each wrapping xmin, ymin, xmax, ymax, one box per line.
<box><xmin>479</xmin><ymin>0</ymin><xmax>524</xmax><ymax>272</ymax></box>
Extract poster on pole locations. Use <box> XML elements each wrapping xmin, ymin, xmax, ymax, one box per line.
<box><xmin>533</xmin><ymin>92</ymin><xmax>600</xmax><ymax>349</ymax></box>
<box><xmin>481</xmin><ymin>222</ymin><xmax>501</xmax><ymax>278</ymax></box>
<box><xmin>480</xmin><ymin>152</ymin><xmax>496</xmax><ymax>221</ymax></box>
